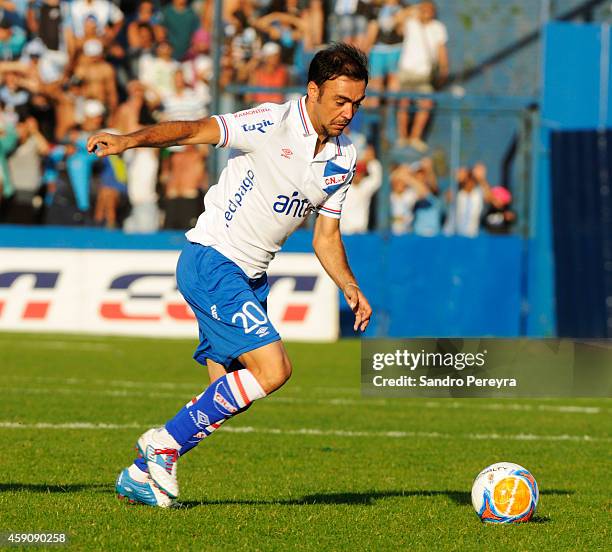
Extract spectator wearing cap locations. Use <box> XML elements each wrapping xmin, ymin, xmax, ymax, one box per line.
<box><xmin>80</xmin><ymin>98</ymin><xmax>105</xmax><ymax>133</ymax></box>
<box><xmin>340</xmin><ymin>144</ymin><xmax>382</xmax><ymax>234</ymax></box>
<box><xmin>74</xmin><ymin>38</ymin><xmax>118</xmax><ymax>114</ymax></box>
<box><xmin>483</xmin><ymin>186</ymin><xmax>516</xmax><ymax>234</ymax></box>
<box><xmin>394</xmin><ymin>1</ymin><xmax>449</xmax><ymax>152</ymax></box>
<box><xmin>138</xmin><ymin>40</ymin><xmax>179</xmax><ymax>99</ymax></box>
<box><xmin>246</xmin><ymin>42</ymin><xmax>288</xmax><ymax>104</ymax></box>
<box><xmin>0</xmin><ymin>17</ymin><xmax>26</xmax><ymax>61</ymax></box>
<box><xmin>161</xmin><ymin>0</ymin><xmax>200</xmax><ymax>61</ymax></box>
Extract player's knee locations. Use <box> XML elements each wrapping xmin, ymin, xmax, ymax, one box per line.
<box><xmin>245</xmin><ymin>354</ymin><xmax>292</xmax><ymax>394</ymax></box>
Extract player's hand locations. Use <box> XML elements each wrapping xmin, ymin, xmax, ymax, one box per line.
<box><xmin>87</xmin><ymin>132</ymin><xmax>130</xmax><ymax>157</ymax></box>
<box><xmin>343</xmin><ymin>283</ymin><xmax>372</xmax><ymax>332</ymax></box>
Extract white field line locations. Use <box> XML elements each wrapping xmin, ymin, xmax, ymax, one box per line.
<box><xmin>0</xmin><ymin>383</ymin><xmax>608</xmax><ymax>414</ymax></box>
<box><xmin>0</xmin><ymin>340</ymin><xmax>118</xmax><ymax>352</ymax></box>
<box><xmin>0</xmin><ymin>421</ymin><xmax>609</xmax><ymax>443</ymax></box>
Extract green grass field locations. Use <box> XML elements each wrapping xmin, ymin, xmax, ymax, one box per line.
<box><xmin>0</xmin><ymin>332</ymin><xmax>609</xmax><ymax>551</ymax></box>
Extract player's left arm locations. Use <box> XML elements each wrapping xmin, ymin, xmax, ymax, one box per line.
<box><xmin>312</xmin><ymin>215</ymin><xmax>372</xmax><ymax>332</ymax></box>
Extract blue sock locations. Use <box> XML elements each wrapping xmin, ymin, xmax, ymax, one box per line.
<box><xmin>165</xmin><ymin>369</ymin><xmax>266</xmax><ymax>448</ymax></box>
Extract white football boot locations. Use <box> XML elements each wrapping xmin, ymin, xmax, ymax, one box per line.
<box><xmin>136</xmin><ymin>428</ymin><xmax>180</xmax><ymax>499</ymax></box>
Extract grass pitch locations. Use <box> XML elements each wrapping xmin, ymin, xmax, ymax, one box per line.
<box><xmin>0</xmin><ymin>333</ymin><xmax>609</xmax><ymax>551</ymax></box>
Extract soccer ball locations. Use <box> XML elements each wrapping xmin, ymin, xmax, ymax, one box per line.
<box><xmin>471</xmin><ymin>462</ymin><xmax>539</xmax><ymax>523</ymax></box>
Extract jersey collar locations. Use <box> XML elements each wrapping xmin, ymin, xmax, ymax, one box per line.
<box><xmin>294</xmin><ymin>96</ymin><xmax>344</xmax><ymax>162</ymax></box>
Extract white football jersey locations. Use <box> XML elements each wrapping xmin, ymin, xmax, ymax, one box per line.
<box><xmin>185</xmin><ymin>97</ymin><xmax>357</xmax><ymax>278</ymax></box>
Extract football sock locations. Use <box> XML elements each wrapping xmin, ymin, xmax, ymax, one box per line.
<box><xmin>165</xmin><ymin>369</ymin><xmax>266</xmax><ymax>448</ymax></box>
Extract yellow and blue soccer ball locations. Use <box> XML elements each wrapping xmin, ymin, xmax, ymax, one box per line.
<box><xmin>471</xmin><ymin>462</ymin><xmax>539</xmax><ymax>523</ymax></box>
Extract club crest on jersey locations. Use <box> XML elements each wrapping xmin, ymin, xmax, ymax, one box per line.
<box><xmin>241</xmin><ymin>120</ymin><xmax>274</xmax><ymax>133</ymax></box>
<box><xmin>323</xmin><ymin>160</ymin><xmax>351</xmax><ymax>194</ymax></box>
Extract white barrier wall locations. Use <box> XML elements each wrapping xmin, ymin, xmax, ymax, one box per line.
<box><xmin>0</xmin><ymin>248</ymin><xmax>338</xmax><ymax>341</ymax></box>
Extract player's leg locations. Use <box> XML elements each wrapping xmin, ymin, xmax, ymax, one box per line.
<box><xmin>135</xmin><ymin>243</ymin><xmax>283</xmax><ymax>500</ymax></box>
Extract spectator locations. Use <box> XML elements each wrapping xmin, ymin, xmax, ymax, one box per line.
<box><xmin>161</xmin><ymin>144</ymin><xmax>206</xmax><ymax>229</ymax></box>
<box><xmin>74</xmin><ymin>38</ymin><xmax>118</xmax><ymax>114</ymax></box>
<box><xmin>162</xmin><ymin>69</ymin><xmax>209</xmax><ymax>120</ymax></box>
<box><xmin>182</xmin><ymin>28</ymin><xmax>213</xmax><ymax>90</ymax></box>
<box><xmin>340</xmin><ymin>144</ymin><xmax>382</xmax><ymax>234</ymax></box>
<box><xmin>94</xmin><ymin>150</ymin><xmax>127</xmax><ymax>229</ymax></box>
<box><xmin>43</xmin><ymin>126</ymin><xmax>98</xmax><ymax>225</ymax></box>
<box><xmin>409</xmin><ymin>157</ymin><xmax>442</xmax><ymax>236</ymax></box>
<box><xmin>116</xmin><ymin>82</ymin><xmax>160</xmax><ymax>234</ymax></box>
<box><xmin>6</xmin><ymin>116</ymin><xmax>50</xmax><ymax>223</ymax></box>
<box><xmin>68</xmin><ymin>14</ymin><xmax>102</xmax><ymax>60</ymax></box>
<box><xmin>247</xmin><ymin>42</ymin><xmax>288</xmax><ymax>105</ymax></box>
<box><xmin>138</xmin><ymin>40</ymin><xmax>179</xmax><ymax>99</ymax></box>
<box><xmin>445</xmin><ymin>162</ymin><xmax>491</xmax><ymax>237</ymax></box>
<box><xmin>395</xmin><ymin>1</ymin><xmax>448</xmax><ymax>152</ymax></box>
<box><xmin>161</xmin><ymin>0</ymin><xmax>200</xmax><ymax>61</ymax></box>
<box><xmin>389</xmin><ymin>163</ymin><xmax>417</xmax><ymax>234</ymax></box>
<box><xmin>127</xmin><ymin>22</ymin><xmax>157</xmax><ymax>79</ymax></box>
<box><xmin>50</xmin><ymin>75</ymin><xmax>86</xmax><ymax>141</ymax></box>
<box><xmin>26</xmin><ymin>1</ymin><xmax>64</xmax><ymax>53</ymax></box>
<box><xmin>0</xmin><ymin>113</ymin><xmax>18</xmax><ymax>219</ymax></box>
<box><xmin>483</xmin><ymin>186</ymin><xmax>516</xmax><ymax>234</ymax></box>
<box><xmin>0</xmin><ymin>70</ymin><xmax>31</xmax><ymax>117</ymax></box>
<box><xmin>0</xmin><ymin>18</ymin><xmax>26</xmax><ymax>61</ymax></box>
<box><xmin>327</xmin><ymin>0</ymin><xmax>371</xmax><ymax>51</ymax></box>
<box><xmin>365</xmin><ymin>0</ymin><xmax>403</xmax><ymax>107</ymax></box>
<box><xmin>127</xmin><ymin>1</ymin><xmax>165</xmax><ymax>49</ymax></box>
<box><xmin>64</xmin><ymin>0</ymin><xmax>124</xmax><ymax>51</ymax></box>
<box><xmin>251</xmin><ymin>5</ymin><xmax>302</xmax><ymax>69</ymax></box>
<box><xmin>0</xmin><ymin>0</ymin><xmax>26</xmax><ymax>28</ymax></box>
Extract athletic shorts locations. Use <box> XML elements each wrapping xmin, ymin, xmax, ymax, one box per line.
<box><xmin>369</xmin><ymin>45</ymin><xmax>402</xmax><ymax>79</ymax></box>
<box><xmin>176</xmin><ymin>241</ymin><xmax>281</xmax><ymax>368</ymax></box>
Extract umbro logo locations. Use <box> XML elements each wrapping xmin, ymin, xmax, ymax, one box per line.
<box><xmin>196</xmin><ymin>410</ymin><xmax>210</xmax><ymax>428</ymax></box>
<box><xmin>281</xmin><ymin>148</ymin><xmax>293</xmax><ymax>159</ymax></box>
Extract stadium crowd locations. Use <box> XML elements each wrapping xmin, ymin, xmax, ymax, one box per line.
<box><xmin>0</xmin><ymin>0</ymin><xmax>514</xmax><ymax>236</ymax></box>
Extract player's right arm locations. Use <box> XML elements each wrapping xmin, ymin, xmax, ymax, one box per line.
<box><xmin>86</xmin><ymin>118</ymin><xmax>221</xmax><ymax>158</ymax></box>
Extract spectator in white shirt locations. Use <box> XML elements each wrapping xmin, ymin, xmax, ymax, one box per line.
<box><xmin>394</xmin><ymin>1</ymin><xmax>448</xmax><ymax>152</ymax></box>
<box><xmin>162</xmin><ymin>69</ymin><xmax>209</xmax><ymax>121</ymax></box>
<box><xmin>390</xmin><ymin>163</ymin><xmax>418</xmax><ymax>234</ymax></box>
<box><xmin>445</xmin><ymin>163</ymin><xmax>492</xmax><ymax>237</ymax></box>
<box><xmin>340</xmin><ymin>145</ymin><xmax>382</xmax><ymax>234</ymax></box>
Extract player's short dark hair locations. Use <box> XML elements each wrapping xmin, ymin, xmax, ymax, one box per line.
<box><xmin>308</xmin><ymin>43</ymin><xmax>369</xmax><ymax>87</ymax></box>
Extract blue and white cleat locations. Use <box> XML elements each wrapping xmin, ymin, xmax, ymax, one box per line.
<box><xmin>136</xmin><ymin>428</ymin><xmax>180</xmax><ymax>499</ymax></box>
<box><xmin>115</xmin><ymin>467</ymin><xmax>174</xmax><ymax>508</ymax></box>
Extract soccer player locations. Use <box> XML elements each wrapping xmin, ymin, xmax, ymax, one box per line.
<box><xmin>87</xmin><ymin>43</ymin><xmax>372</xmax><ymax>508</ymax></box>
